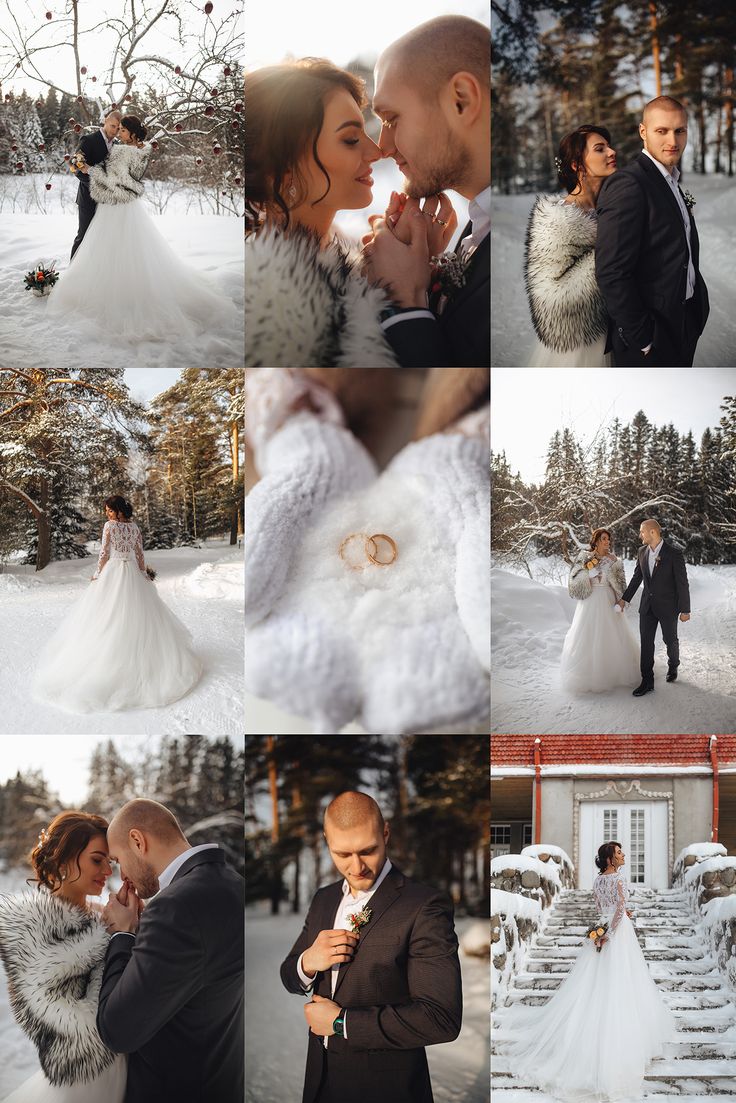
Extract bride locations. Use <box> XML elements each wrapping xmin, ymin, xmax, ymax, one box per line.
<box><xmin>46</xmin><ymin>115</ymin><xmax>234</xmax><ymax>342</ymax></box>
<box><xmin>525</xmin><ymin>125</ymin><xmax>617</xmax><ymax>366</ymax></box>
<box><xmin>33</xmin><ymin>495</ymin><xmax>201</xmax><ymax>712</ymax></box>
<box><xmin>499</xmin><ymin>841</ymin><xmax>676</xmax><ymax>1101</ymax></box>
<box><xmin>0</xmin><ymin>810</ymin><xmax>131</xmax><ymax>1103</ymax></box>
<box><xmin>245</xmin><ymin>58</ymin><xmax>457</xmax><ymax>367</ymax></box>
<box><xmin>560</xmin><ymin>527</ymin><xmax>640</xmax><ymax>692</ymax></box>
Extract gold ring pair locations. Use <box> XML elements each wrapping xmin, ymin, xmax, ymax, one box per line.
<box><xmin>339</xmin><ymin>532</ymin><xmax>398</xmax><ymax>570</ymax></box>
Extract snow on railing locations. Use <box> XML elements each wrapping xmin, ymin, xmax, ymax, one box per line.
<box><xmin>521</xmin><ymin>843</ymin><xmax>575</xmax><ymax>887</ymax></box>
<box><xmin>674</xmin><ymin>842</ymin><xmax>736</xmax><ymax>995</ymax></box>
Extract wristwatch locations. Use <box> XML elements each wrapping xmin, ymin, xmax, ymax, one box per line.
<box><xmin>332</xmin><ymin>1011</ymin><xmax>345</xmax><ymax>1037</ymax></box>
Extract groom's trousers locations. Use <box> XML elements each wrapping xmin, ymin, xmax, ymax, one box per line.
<box><xmin>640</xmin><ymin>605</ymin><xmax>679</xmax><ymax>681</ymax></box>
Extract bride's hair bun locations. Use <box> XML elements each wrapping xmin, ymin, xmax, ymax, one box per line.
<box><xmin>595</xmin><ymin>841</ymin><xmax>621</xmax><ymax>872</ymax></box>
<box><xmin>105</xmin><ymin>494</ymin><xmax>133</xmax><ymax>519</ymax></box>
<box><xmin>28</xmin><ymin>811</ymin><xmax>109</xmax><ymax>894</ymax></box>
<box><xmin>121</xmin><ymin>114</ymin><xmax>147</xmax><ymax>142</ymax></box>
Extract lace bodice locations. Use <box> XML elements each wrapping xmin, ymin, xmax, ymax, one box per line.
<box><xmin>593</xmin><ymin>871</ymin><xmax>628</xmax><ymax>931</ymax></box>
<box><xmin>94</xmin><ymin>521</ymin><xmax>145</xmax><ymax>577</ymax></box>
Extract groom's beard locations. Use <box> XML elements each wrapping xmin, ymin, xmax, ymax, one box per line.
<box><xmin>124</xmin><ymin>856</ymin><xmax>160</xmax><ymax>899</ymax></box>
<box><xmin>403</xmin><ymin>132</ymin><xmax>472</xmax><ymax>200</ymax></box>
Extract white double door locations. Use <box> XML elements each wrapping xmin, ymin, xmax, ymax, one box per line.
<box><xmin>579</xmin><ymin>801</ymin><xmax>668</xmax><ymax>890</ymax></box>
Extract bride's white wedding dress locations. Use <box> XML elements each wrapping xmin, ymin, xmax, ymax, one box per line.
<box><xmin>46</xmin><ymin>143</ymin><xmax>234</xmax><ymax>342</ymax></box>
<box><xmin>3</xmin><ymin>1058</ymin><xmax>127</xmax><ymax>1103</ymax></box>
<box><xmin>499</xmin><ymin>871</ymin><xmax>676</xmax><ymax>1101</ymax></box>
<box><xmin>560</xmin><ymin>555</ymin><xmax>639</xmax><ymax>692</ymax></box>
<box><xmin>33</xmin><ymin>519</ymin><xmax>202</xmax><ymax>712</ymax></box>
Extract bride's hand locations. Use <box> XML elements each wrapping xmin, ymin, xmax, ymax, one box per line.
<box><xmin>385</xmin><ymin>193</ymin><xmax>457</xmax><ymax>255</ymax></box>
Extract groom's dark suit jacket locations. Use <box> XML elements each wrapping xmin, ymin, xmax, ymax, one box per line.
<box><xmin>97</xmin><ymin>849</ymin><xmax>244</xmax><ymax>1103</ymax></box>
<box><xmin>76</xmin><ymin>130</ymin><xmax>113</xmax><ymax>211</ymax></box>
<box><xmin>621</xmin><ymin>541</ymin><xmax>691</xmax><ymax>617</ymax></box>
<box><xmin>595</xmin><ymin>152</ymin><xmax>709</xmax><ymax>366</ymax></box>
<box><xmin>280</xmin><ymin>864</ymin><xmax>462</xmax><ymax>1103</ymax></box>
<box><xmin>383</xmin><ymin>223</ymin><xmax>489</xmax><ymax>367</ymax></box>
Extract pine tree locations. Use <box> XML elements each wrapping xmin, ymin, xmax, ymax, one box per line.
<box><xmin>15</xmin><ymin>91</ymin><xmax>45</xmax><ymax>171</ymax></box>
<box><xmin>37</xmin><ymin>88</ymin><xmax>61</xmax><ymax>150</ymax></box>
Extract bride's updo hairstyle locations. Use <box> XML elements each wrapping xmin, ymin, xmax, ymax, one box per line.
<box><xmin>121</xmin><ymin>114</ymin><xmax>147</xmax><ymax>142</ymax></box>
<box><xmin>590</xmin><ymin>527</ymin><xmax>612</xmax><ymax>551</ymax></box>
<box><xmin>28</xmin><ymin>811</ymin><xmax>109</xmax><ymax>893</ymax></box>
<box><xmin>245</xmin><ymin>58</ymin><xmax>367</xmax><ymax>236</ymax></box>
<box><xmin>595</xmin><ymin>840</ymin><xmax>621</xmax><ymax>873</ymax></box>
<box><xmin>557</xmin><ymin>125</ymin><xmax>612</xmax><ymax>194</ymax></box>
<box><xmin>105</xmin><ymin>495</ymin><xmax>133</xmax><ymax>520</ymax></box>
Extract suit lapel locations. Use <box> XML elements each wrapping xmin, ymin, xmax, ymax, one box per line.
<box><xmin>332</xmin><ymin>866</ymin><xmax>403</xmax><ymax>1001</ymax></box>
<box><xmin>638</xmin><ymin>153</ymin><xmax>689</xmax><ymax>255</ymax></box>
<box><xmin>641</xmin><ymin>546</ymin><xmax>651</xmax><ymax>583</ymax></box>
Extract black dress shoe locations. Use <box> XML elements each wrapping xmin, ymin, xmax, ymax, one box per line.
<box><xmin>632</xmin><ymin>681</ymin><xmax>654</xmax><ymax>697</ymax></box>
<box><xmin>666</xmin><ymin>668</ymin><xmax>678</xmax><ymax>682</ymax></box>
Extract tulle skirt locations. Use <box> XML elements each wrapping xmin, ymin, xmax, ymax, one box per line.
<box><xmin>498</xmin><ymin>911</ymin><xmax>676</xmax><ymax>1101</ymax></box>
<box><xmin>2</xmin><ymin>1055</ymin><xmax>126</xmax><ymax>1103</ymax></box>
<box><xmin>46</xmin><ymin>197</ymin><xmax>235</xmax><ymax>342</ymax></box>
<box><xmin>560</xmin><ymin>583</ymin><xmax>640</xmax><ymax>692</ymax></box>
<box><xmin>33</xmin><ymin>557</ymin><xmax>202</xmax><ymax>712</ymax></box>
<box><xmin>528</xmin><ymin>333</ymin><xmax>612</xmax><ymax>367</ymax></box>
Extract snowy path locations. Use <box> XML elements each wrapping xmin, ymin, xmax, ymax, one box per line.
<box><xmin>492</xmin><ymin>886</ymin><xmax>736</xmax><ymax>1099</ymax></box>
<box><xmin>0</xmin><ymin>212</ymin><xmax>243</xmax><ymax>369</ymax></box>
<box><xmin>491</xmin><ymin>562</ymin><xmax>736</xmax><ymax>734</ymax></box>
<box><xmin>0</xmin><ymin>541</ymin><xmax>244</xmax><ymax>736</ymax></box>
<box><xmin>245</xmin><ymin>906</ymin><xmax>489</xmax><ymax>1103</ymax></box>
<box><xmin>491</xmin><ymin>176</ymin><xmax>736</xmax><ymax>367</ymax></box>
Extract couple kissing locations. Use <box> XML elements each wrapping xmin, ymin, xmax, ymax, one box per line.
<box><xmin>525</xmin><ymin>95</ymin><xmax>710</xmax><ymax>367</ymax></box>
<box><xmin>245</xmin><ymin>15</ymin><xmax>490</xmax><ymax>368</ymax></box>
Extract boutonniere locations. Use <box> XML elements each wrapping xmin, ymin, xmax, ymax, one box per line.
<box><xmin>653</xmin><ymin>556</ymin><xmax>662</xmax><ymax>569</ymax></box>
<box><xmin>347</xmin><ymin>905</ymin><xmax>372</xmax><ymax>934</ymax></box>
<box><xmin>429</xmin><ymin>252</ymin><xmax>467</xmax><ymax>314</ymax></box>
<box><xmin>681</xmin><ymin>189</ymin><xmax>696</xmax><ymax>211</ymax></box>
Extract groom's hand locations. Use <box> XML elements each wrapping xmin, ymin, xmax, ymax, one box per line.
<box><xmin>302</xmin><ymin>928</ymin><xmax>359</xmax><ymax>975</ymax></box>
<box><xmin>362</xmin><ymin>210</ymin><xmax>431</xmax><ymax>307</ymax></box>
<box><xmin>103</xmin><ymin>882</ymin><xmax>140</xmax><ymax>934</ymax></box>
<box><xmin>304</xmin><ymin>995</ymin><xmax>341</xmax><ymax>1037</ymax></box>
<box><xmin>680</xmin><ymin>613</ymin><xmax>690</xmax><ymax>622</ymax></box>
<box><xmin>616</xmin><ymin>599</ymin><xmax>627</xmax><ymax>610</ymax></box>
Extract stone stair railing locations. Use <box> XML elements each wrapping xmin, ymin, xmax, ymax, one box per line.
<box><xmin>674</xmin><ymin>842</ymin><xmax>736</xmax><ymax>996</ymax></box>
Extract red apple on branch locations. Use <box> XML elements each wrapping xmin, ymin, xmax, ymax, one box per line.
<box><xmin>204</xmin><ymin>105</ymin><xmax>215</xmax><ymax>116</ymax></box>
<box><xmin>195</xmin><ymin>157</ymin><xmax>203</xmax><ymax>166</ymax></box>
<box><xmin>64</xmin><ymin>154</ymin><xmax>71</xmax><ymax>162</ymax></box>
<box><xmin>46</xmin><ymin>11</ymin><xmax>52</xmax><ymax>19</ymax></box>
<box><xmin>151</xmin><ymin>140</ymin><xmax>159</xmax><ymax>150</ymax></box>
<box><xmin>224</xmin><ymin>66</ymin><xmax>231</xmax><ymax>76</ymax></box>
<box><xmin>175</xmin><ymin>65</ymin><xmax>182</xmax><ymax>75</ymax></box>
<box><xmin>175</xmin><ymin>123</ymin><xmax>183</xmax><ymax>132</ymax></box>
<box><xmin>212</xmin><ymin>144</ymin><xmax>222</xmax><ymax>155</ymax></box>
<box><xmin>80</xmin><ymin>66</ymin><xmax>87</xmax><ymax>74</ymax></box>
<box><xmin>74</xmin><ymin>124</ymin><xmax>81</xmax><ymax>133</ymax></box>
<box><xmin>45</xmin><ymin>183</ymin><xmax>52</xmax><ymax>190</ymax></box>
<box><xmin>92</xmin><ymin>76</ymin><xmax>97</xmax><ymax>82</ymax></box>
<box><xmin>233</xmin><ymin>101</ymin><xmax>243</xmax><ymax>112</ymax></box>
<box><xmin>205</xmin><ymin>2</ymin><xmax>213</xmax><ymax>13</ymax></box>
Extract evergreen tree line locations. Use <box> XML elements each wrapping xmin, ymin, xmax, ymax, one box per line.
<box><xmin>0</xmin><ymin>735</ymin><xmax>244</xmax><ymax>878</ymax></box>
<box><xmin>492</xmin><ymin>0</ymin><xmax>736</xmax><ymax>193</ymax></box>
<box><xmin>0</xmin><ymin>368</ymin><xmax>244</xmax><ymax>571</ymax></box>
<box><xmin>245</xmin><ymin>736</ymin><xmax>490</xmax><ymax>918</ymax></box>
<box><xmin>492</xmin><ymin>398</ymin><xmax>736</xmax><ymax>567</ymax></box>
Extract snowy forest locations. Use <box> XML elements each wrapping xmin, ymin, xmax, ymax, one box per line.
<box><xmin>491</xmin><ymin>395</ymin><xmax>736</xmax><ymax>569</ymax></box>
<box><xmin>0</xmin><ymin>1</ymin><xmax>243</xmax><ymax>214</ymax></box>
<box><xmin>492</xmin><ymin>0</ymin><xmax>736</xmax><ymax>192</ymax></box>
<box><xmin>0</xmin><ymin>735</ymin><xmax>244</xmax><ymax>877</ymax></box>
<box><xmin>0</xmin><ymin>368</ymin><xmax>244</xmax><ymax>572</ymax></box>
<box><xmin>245</xmin><ymin>735</ymin><xmax>490</xmax><ymax>917</ymax></box>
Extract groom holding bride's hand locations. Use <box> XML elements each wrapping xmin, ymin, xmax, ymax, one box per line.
<box><xmin>361</xmin><ymin>16</ymin><xmax>490</xmax><ymax>368</ymax></box>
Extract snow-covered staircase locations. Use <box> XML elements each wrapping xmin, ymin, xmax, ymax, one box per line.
<box><xmin>492</xmin><ymin>887</ymin><xmax>736</xmax><ymax>1099</ymax></box>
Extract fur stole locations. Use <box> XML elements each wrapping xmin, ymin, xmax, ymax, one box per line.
<box><xmin>524</xmin><ymin>195</ymin><xmax>608</xmax><ymax>353</ymax></box>
<box><xmin>569</xmin><ymin>549</ymin><xmax>627</xmax><ymax>602</ymax></box>
<box><xmin>0</xmin><ymin>891</ymin><xmax>115</xmax><ymax>1086</ymax></box>
<box><xmin>89</xmin><ymin>143</ymin><xmax>150</xmax><ymax>205</ymax></box>
<box><xmin>246</xmin><ymin>227</ymin><xmax>400</xmax><ymax>367</ymax></box>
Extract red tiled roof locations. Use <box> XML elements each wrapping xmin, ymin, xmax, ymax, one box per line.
<box><xmin>491</xmin><ymin>735</ymin><xmax>736</xmax><ymax>766</ymax></box>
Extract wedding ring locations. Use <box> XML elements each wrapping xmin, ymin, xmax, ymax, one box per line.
<box><xmin>339</xmin><ymin>532</ymin><xmax>376</xmax><ymax>570</ymax></box>
<box><xmin>366</xmin><ymin>533</ymin><xmax>398</xmax><ymax>566</ymax></box>
<box><xmin>434</xmin><ymin>218</ymin><xmax>447</xmax><ymax>226</ymax></box>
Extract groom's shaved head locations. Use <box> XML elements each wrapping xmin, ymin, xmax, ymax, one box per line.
<box><xmin>641</xmin><ymin>518</ymin><xmax>662</xmax><ymax>534</ymax></box>
<box><xmin>378</xmin><ymin>16</ymin><xmax>489</xmax><ymax>101</ymax></box>
<box><xmin>324</xmin><ymin>792</ymin><xmax>384</xmax><ymax>833</ymax></box>
<box><xmin>643</xmin><ymin>96</ymin><xmax>686</xmax><ymax>124</ymax></box>
<box><xmin>109</xmin><ymin>799</ymin><xmax>186</xmax><ymax>849</ymax></box>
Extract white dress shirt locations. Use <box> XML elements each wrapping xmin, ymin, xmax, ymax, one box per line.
<box><xmin>641</xmin><ymin>149</ymin><xmax>695</xmax><ymax>299</ymax></box>
<box><xmin>297</xmin><ymin>857</ymin><xmax>393</xmax><ymax>1045</ymax></box>
<box><xmin>99</xmin><ymin>127</ymin><xmax>115</xmax><ymax>154</ymax></box>
<box><xmin>647</xmin><ymin>539</ymin><xmax>664</xmax><ymax>577</ymax></box>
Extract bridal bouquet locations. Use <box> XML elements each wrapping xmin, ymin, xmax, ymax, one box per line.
<box><xmin>586</xmin><ymin>922</ymin><xmax>609</xmax><ymax>952</ymax></box>
<box><xmin>69</xmin><ymin>152</ymin><xmax>88</xmax><ymax>175</ymax></box>
<box><xmin>23</xmin><ymin>263</ymin><xmax>59</xmax><ymax>295</ymax></box>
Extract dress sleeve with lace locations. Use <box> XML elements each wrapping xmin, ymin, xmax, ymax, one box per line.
<box><xmin>93</xmin><ymin>522</ymin><xmax>111</xmax><ymax>579</ymax></box>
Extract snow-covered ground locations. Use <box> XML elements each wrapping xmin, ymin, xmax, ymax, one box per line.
<box><xmin>491</xmin><ymin>175</ymin><xmax>736</xmax><ymax>367</ymax></box>
<box><xmin>0</xmin><ymin>539</ymin><xmax>244</xmax><ymax>736</ymax></box>
<box><xmin>0</xmin><ymin>174</ymin><xmax>243</xmax><ymax>370</ymax></box>
<box><xmin>245</xmin><ymin>905</ymin><xmax>489</xmax><ymax>1103</ymax></box>
<box><xmin>491</xmin><ymin>557</ymin><xmax>736</xmax><ymax>734</ymax></box>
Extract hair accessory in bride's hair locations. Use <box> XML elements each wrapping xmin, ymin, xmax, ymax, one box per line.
<box><xmin>37</xmin><ymin>828</ymin><xmax>50</xmax><ymax>846</ymax></box>
<box><xmin>554</xmin><ymin>155</ymin><xmax>563</xmax><ymax>173</ymax></box>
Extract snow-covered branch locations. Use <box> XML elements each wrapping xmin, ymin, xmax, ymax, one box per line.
<box><xmin>0</xmin><ymin>479</ymin><xmax>47</xmax><ymax>516</ymax></box>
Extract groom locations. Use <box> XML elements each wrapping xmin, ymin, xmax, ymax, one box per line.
<box><xmin>98</xmin><ymin>799</ymin><xmax>244</xmax><ymax>1103</ymax></box>
<box><xmin>70</xmin><ymin>108</ymin><xmax>121</xmax><ymax>260</ymax></box>
<box><xmin>616</xmin><ymin>518</ymin><xmax>691</xmax><ymax>696</ymax></box>
<box><xmin>281</xmin><ymin>791</ymin><xmax>462</xmax><ymax>1103</ymax></box>
<box><xmin>596</xmin><ymin>96</ymin><xmax>710</xmax><ymax>366</ymax></box>
<box><xmin>362</xmin><ymin>16</ymin><xmax>490</xmax><ymax>368</ymax></box>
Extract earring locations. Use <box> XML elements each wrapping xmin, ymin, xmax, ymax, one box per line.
<box><xmin>288</xmin><ymin>185</ymin><xmax>297</xmax><ymax>198</ymax></box>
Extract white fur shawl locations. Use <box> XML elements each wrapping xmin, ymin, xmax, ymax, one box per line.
<box><xmin>89</xmin><ymin>143</ymin><xmax>150</xmax><ymax>205</ymax></box>
<box><xmin>569</xmin><ymin>549</ymin><xmax>627</xmax><ymax>602</ymax></box>
<box><xmin>245</xmin><ymin>227</ymin><xmax>400</xmax><ymax>367</ymax></box>
<box><xmin>524</xmin><ymin>195</ymin><xmax>608</xmax><ymax>353</ymax></box>
<box><xmin>0</xmin><ymin>891</ymin><xmax>115</xmax><ymax>1086</ymax></box>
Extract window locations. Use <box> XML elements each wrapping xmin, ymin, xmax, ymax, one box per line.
<box><xmin>629</xmin><ymin>808</ymin><xmax>646</xmax><ymax>884</ymax></box>
<box><xmin>603</xmin><ymin>808</ymin><xmax>618</xmax><ymax>841</ymax></box>
<box><xmin>491</xmin><ymin>824</ymin><xmax>511</xmax><ymax>858</ymax></box>
<box><xmin>523</xmin><ymin>823</ymin><xmax>533</xmax><ymax>847</ymax></box>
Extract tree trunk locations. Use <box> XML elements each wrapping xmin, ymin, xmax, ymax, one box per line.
<box><xmin>36</xmin><ymin>476</ymin><xmax>51</xmax><ymax>571</ymax></box>
<box><xmin>726</xmin><ymin>67</ymin><xmax>734</xmax><ymax>177</ymax></box>
<box><xmin>230</xmin><ymin>419</ymin><xmax>240</xmax><ymax>544</ymax></box>
<box><xmin>267</xmin><ymin>736</ymin><xmax>281</xmax><ymax>915</ymax></box>
<box><xmin>649</xmin><ymin>3</ymin><xmax>661</xmax><ymax>96</ymax></box>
